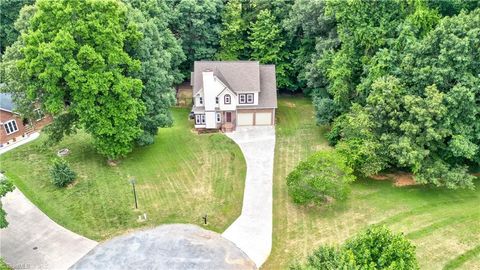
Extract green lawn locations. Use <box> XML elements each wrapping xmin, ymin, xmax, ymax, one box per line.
<box><xmin>0</xmin><ymin>108</ymin><xmax>246</xmax><ymax>240</ymax></box>
<box><xmin>263</xmin><ymin>96</ymin><xmax>480</xmax><ymax>270</ymax></box>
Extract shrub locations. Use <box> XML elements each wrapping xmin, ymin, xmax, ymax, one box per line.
<box><xmin>286</xmin><ymin>150</ymin><xmax>355</xmax><ymax>205</ymax></box>
<box><xmin>294</xmin><ymin>226</ymin><xmax>419</xmax><ymax>270</ymax></box>
<box><xmin>344</xmin><ymin>226</ymin><xmax>419</xmax><ymax>270</ymax></box>
<box><xmin>50</xmin><ymin>159</ymin><xmax>76</xmax><ymax>187</ymax></box>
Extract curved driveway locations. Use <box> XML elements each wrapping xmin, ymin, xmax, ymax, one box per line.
<box><xmin>223</xmin><ymin>126</ymin><xmax>276</xmax><ymax>268</ymax></box>
<box><xmin>0</xmin><ymin>188</ymin><xmax>98</xmax><ymax>269</ymax></box>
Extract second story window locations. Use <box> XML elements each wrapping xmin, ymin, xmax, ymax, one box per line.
<box><xmin>239</xmin><ymin>94</ymin><xmax>246</xmax><ymax>104</ymax></box>
<box><xmin>216</xmin><ymin>97</ymin><xmax>219</xmax><ymax>104</ymax></box>
<box><xmin>199</xmin><ymin>97</ymin><xmax>203</xmax><ymax>105</ymax></box>
<box><xmin>246</xmin><ymin>94</ymin><xmax>254</xmax><ymax>104</ymax></box>
<box><xmin>224</xmin><ymin>94</ymin><xmax>231</xmax><ymax>104</ymax></box>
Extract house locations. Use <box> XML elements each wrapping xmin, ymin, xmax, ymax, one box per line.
<box><xmin>191</xmin><ymin>61</ymin><xmax>277</xmax><ymax>132</ymax></box>
<box><xmin>0</xmin><ymin>93</ymin><xmax>52</xmax><ymax>147</ymax></box>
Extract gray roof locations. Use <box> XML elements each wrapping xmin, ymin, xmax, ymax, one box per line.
<box><xmin>0</xmin><ymin>93</ymin><xmax>15</xmax><ymax>112</ymax></box>
<box><xmin>192</xmin><ymin>61</ymin><xmax>277</xmax><ymax>108</ymax></box>
<box><xmin>193</xmin><ymin>61</ymin><xmax>261</xmax><ymax>94</ymax></box>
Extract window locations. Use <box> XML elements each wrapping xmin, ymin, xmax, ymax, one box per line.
<box><xmin>216</xmin><ymin>113</ymin><xmax>221</xmax><ymax>123</ymax></box>
<box><xmin>199</xmin><ymin>97</ymin><xmax>203</xmax><ymax>105</ymax></box>
<box><xmin>239</xmin><ymin>94</ymin><xmax>246</xmax><ymax>104</ymax></box>
<box><xmin>4</xmin><ymin>120</ymin><xmax>19</xmax><ymax>135</ymax></box>
<box><xmin>34</xmin><ymin>108</ymin><xmax>45</xmax><ymax>121</ymax></box>
<box><xmin>246</xmin><ymin>94</ymin><xmax>254</xmax><ymax>104</ymax></box>
<box><xmin>195</xmin><ymin>114</ymin><xmax>205</xmax><ymax>125</ymax></box>
<box><xmin>224</xmin><ymin>94</ymin><xmax>231</xmax><ymax>104</ymax></box>
<box><xmin>216</xmin><ymin>97</ymin><xmax>219</xmax><ymax>104</ymax></box>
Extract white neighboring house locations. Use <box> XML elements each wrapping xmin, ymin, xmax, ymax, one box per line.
<box><xmin>191</xmin><ymin>61</ymin><xmax>277</xmax><ymax>132</ymax></box>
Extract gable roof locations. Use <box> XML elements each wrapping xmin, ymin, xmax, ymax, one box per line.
<box><xmin>193</xmin><ymin>61</ymin><xmax>261</xmax><ymax>94</ymax></box>
<box><xmin>0</xmin><ymin>93</ymin><xmax>15</xmax><ymax>112</ymax></box>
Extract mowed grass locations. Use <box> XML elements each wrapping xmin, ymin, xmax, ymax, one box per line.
<box><xmin>263</xmin><ymin>96</ymin><xmax>480</xmax><ymax>270</ymax></box>
<box><xmin>0</xmin><ymin>108</ymin><xmax>246</xmax><ymax>241</ymax></box>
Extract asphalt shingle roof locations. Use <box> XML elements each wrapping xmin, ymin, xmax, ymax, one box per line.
<box><xmin>193</xmin><ymin>61</ymin><xmax>277</xmax><ymax>108</ymax></box>
<box><xmin>0</xmin><ymin>93</ymin><xmax>15</xmax><ymax>112</ymax></box>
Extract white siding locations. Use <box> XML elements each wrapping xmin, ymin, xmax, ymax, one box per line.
<box><xmin>205</xmin><ymin>111</ymin><xmax>216</xmax><ymax>129</ymax></box>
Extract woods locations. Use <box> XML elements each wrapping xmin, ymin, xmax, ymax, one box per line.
<box><xmin>1</xmin><ymin>0</ymin><xmax>479</xmax><ymax>186</ymax></box>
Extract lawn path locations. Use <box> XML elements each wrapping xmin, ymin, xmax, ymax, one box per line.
<box><xmin>222</xmin><ymin>126</ymin><xmax>276</xmax><ymax>268</ymax></box>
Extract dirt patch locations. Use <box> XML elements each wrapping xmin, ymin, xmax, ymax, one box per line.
<box><xmin>370</xmin><ymin>172</ymin><xmax>417</xmax><ymax>186</ymax></box>
<box><xmin>393</xmin><ymin>172</ymin><xmax>417</xmax><ymax>187</ymax></box>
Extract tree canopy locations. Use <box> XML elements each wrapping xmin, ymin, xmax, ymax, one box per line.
<box><xmin>308</xmin><ymin>1</ymin><xmax>480</xmax><ymax>188</ymax></box>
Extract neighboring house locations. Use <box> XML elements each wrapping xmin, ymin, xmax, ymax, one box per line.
<box><xmin>0</xmin><ymin>93</ymin><xmax>52</xmax><ymax>147</ymax></box>
<box><xmin>191</xmin><ymin>61</ymin><xmax>277</xmax><ymax>132</ymax></box>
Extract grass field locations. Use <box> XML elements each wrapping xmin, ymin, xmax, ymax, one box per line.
<box><xmin>0</xmin><ymin>108</ymin><xmax>246</xmax><ymax>241</ymax></box>
<box><xmin>263</xmin><ymin>96</ymin><xmax>480</xmax><ymax>270</ymax></box>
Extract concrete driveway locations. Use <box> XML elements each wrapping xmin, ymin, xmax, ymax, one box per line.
<box><xmin>0</xmin><ymin>189</ymin><xmax>97</xmax><ymax>269</ymax></box>
<box><xmin>223</xmin><ymin>126</ymin><xmax>275</xmax><ymax>268</ymax></box>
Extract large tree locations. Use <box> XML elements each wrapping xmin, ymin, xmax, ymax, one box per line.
<box><xmin>329</xmin><ymin>8</ymin><xmax>480</xmax><ymax>189</ymax></box>
<box><xmin>0</xmin><ymin>0</ymin><xmax>34</xmax><ymax>54</ymax></box>
<box><xmin>249</xmin><ymin>9</ymin><xmax>290</xmax><ymax>89</ymax></box>
<box><xmin>216</xmin><ymin>0</ymin><xmax>247</xmax><ymax>60</ymax></box>
<box><xmin>17</xmin><ymin>0</ymin><xmax>145</xmax><ymax>160</ymax></box>
<box><xmin>171</xmin><ymin>0</ymin><xmax>223</xmax><ymax>75</ymax></box>
<box><xmin>126</xmin><ymin>0</ymin><xmax>185</xmax><ymax>146</ymax></box>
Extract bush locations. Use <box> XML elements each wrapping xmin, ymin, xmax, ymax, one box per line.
<box><xmin>344</xmin><ymin>226</ymin><xmax>419</xmax><ymax>270</ymax></box>
<box><xmin>286</xmin><ymin>150</ymin><xmax>355</xmax><ymax>205</ymax></box>
<box><xmin>294</xmin><ymin>226</ymin><xmax>419</xmax><ymax>270</ymax></box>
<box><xmin>50</xmin><ymin>159</ymin><xmax>76</xmax><ymax>187</ymax></box>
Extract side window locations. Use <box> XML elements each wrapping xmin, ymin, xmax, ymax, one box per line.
<box><xmin>216</xmin><ymin>113</ymin><xmax>221</xmax><ymax>123</ymax></box>
<box><xmin>4</xmin><ymin>120</ymin><xmax>19</xmax><ymax>135</ymax></box>
<box><xmin>224</xmin><ymin>94</ymin><xmax>231</xmax><ymax>104</ymax></box>
<box><xmin>199</xmin><ymin>97</ymin><xmax>203</xmax><ymax>105</ymax></box>
<box><xmin>246</xmin><ymin>94</ymin><xmax>254</xmax><ymax>104</ymax></box>
<box><xmin>216</xmin><ymin>97</ymin><xmax>219</xmax><ymax>104</ymax></box>
<box><xmin>239</xmin><ymin>94</ymin><xmax>246</xmax><ymax>104</ymax></box>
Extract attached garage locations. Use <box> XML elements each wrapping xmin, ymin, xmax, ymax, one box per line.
<box><xmin>255</xmin><ymin>112</ymin><xmax>272</xmax><ymax>125</ymax></box>
<box><xmin>237</xmin><ymin>112</ymin><xmax>254</xmax><ymax>126</ymax></box>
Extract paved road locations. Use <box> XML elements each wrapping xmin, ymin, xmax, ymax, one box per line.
<box><xmin>223</xmin><ymin>126</ymin><xmax>276</xmax><ymax>268</ymax></box>
<box><xmin>71</xmin><ymin>224</ymin><xmax>255</xmax><ymax>270</ymax></box>
<box><xmin>0</xmin><ymin>189</ymin><xmax>98</xmax><ymax>270</ymax></box>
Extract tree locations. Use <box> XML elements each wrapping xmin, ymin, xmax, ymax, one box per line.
<box><xmin>171</xmin><ymin>0</ymin><xmax>223</xmax><ymax>75</ymax></box>
<box><xmin>286</xmin><ymin>150</ymin><xmax>355</xmax><ymax>205</ymax></box>
<box><xmin>294</xmin><ymin>226</ymin><xmax>419</xmax><ymax>270</ymax></box>
<box><xmin>125</xmin><ymin>0</ymin><xmax>185</xmax><ymax>145</ymax></box>
<box><xmin>344</xmin><ymin>226</ymin><xmax>419</xmax><ymax>270</ymax></box>
<box><xmin>285</xmin><ymin>0</ymin><xmax>337</xmax><ymax>95</ymax></box>
<box><xmin>216</xmin><ymin>0</ymin><xmax>247</xmax><ymax>60</ymax></box>
<box><xmin>249</xmin><ymin>9</ymin><xmax>290</xmax><ymax>89</ymax></box>
<box><xmin>0</xmin><ymin>175</ymin><xmax>15</xmax><ymax>228</ymax></box>
<box><xmin>0</xmin><ymin>0</ymin><xmax>34</xmax><ymax>54</ymax></box>
<box><xmin>16</xmin><ymin>0</ymin><xmax>145</xmax><ymax>160</ymax></box>
<box><xmin>50</xmin><ymin>159</ymin><xmax>77</xmax><ymax>187</ymax></box>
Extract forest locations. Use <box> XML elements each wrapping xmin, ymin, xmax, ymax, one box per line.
<box><xmin>1</xmin><ymin>0</ymin><xmax>479</xmax><ymax>188</ymax></box>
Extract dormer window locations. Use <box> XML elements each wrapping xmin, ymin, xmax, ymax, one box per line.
<box><xmin>224</xmin><ymin>94</ymin><xmax>231</xmax><ymax>104</ymax></box>
<box><xmin>199</xmin><ymin>97</ymin><xmax>203</xmax><ymax>105</ymax></box>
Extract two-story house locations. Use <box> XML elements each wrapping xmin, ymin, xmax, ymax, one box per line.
<box><xmin>191</xmin><ymin>61</ymin><xmax>277</xmax><ymax>132</ymax></box>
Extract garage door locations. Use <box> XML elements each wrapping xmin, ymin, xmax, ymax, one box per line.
<box><xmin>255</xmin><ymin>112</ymin><xmax>272</xmax><ymax>125</ymax></box>
<box><xmin>237</xmin><ymin>113</ymin><xmax>254</xmax><ymax>126</ymax></box>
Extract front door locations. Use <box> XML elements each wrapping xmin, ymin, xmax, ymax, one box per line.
<box><xmin>226</xmin><ymin>112</ymin><xmax>232</xmax><ymax>122</ymax></box>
